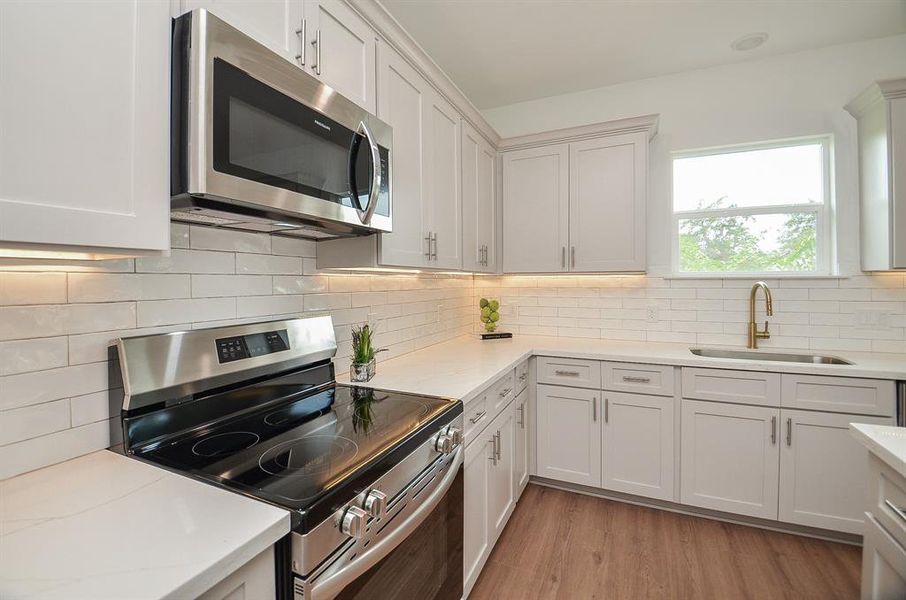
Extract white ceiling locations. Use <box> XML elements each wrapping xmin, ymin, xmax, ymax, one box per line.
<box><xmin>380</xmin><ymin>0</ymin><xmax>906</xmax><ymax>110</ymax></box>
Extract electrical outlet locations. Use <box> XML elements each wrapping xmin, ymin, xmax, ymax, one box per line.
<box><xmin>436</xmin><ymin>304</ymin><xmax>444</xmax><ymax>323</ymax></box>
<box><xmin>645</xmin><ymin>304</ymin><xmax>659</xmax><ymax>323</ymax></box>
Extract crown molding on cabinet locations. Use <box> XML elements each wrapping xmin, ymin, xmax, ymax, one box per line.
<box><xmin>497</xmin><ymin>114</ymin><xmax>660</xmax><ymax>152</ymax></box>
<box><xmin>845</xmin><ymin>77</ymin><xmax>906</xmax><ymax>118</ymax></box>
<box><xmin>347</xmin><ymin>0</ymin><xmax>501</xmax><ymax>147</ymax></box>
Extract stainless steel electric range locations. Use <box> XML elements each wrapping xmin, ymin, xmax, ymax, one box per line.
<box><xmin>109</xmin><ymin>316</ymin><xmax>464</xmax><ymax>600</ymax></box>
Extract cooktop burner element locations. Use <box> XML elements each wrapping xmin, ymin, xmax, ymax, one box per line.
<box><xmin>259</xmin><ymin>435</ymin><xmax>358</xmax><ymax>477</ymax></box>
<box><xmin>191</xmin><ymin>431</ymin><xmax>260</xmax><ymax>457</ymax></box>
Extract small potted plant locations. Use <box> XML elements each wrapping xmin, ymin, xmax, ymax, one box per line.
<box><xmin>350</xmin><ymin>323</ymin><xmax>385</xmax><ymax>382</ymax></box>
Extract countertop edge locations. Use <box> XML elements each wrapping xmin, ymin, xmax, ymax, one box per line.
<box><xmin>851</xmin><ymin>423</ymin><xmax>906</xmax><ymax>480</ymax></box>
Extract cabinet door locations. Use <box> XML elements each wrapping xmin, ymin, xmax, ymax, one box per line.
<box><xmin>375</xmin><ymin>44</ymin><xmax>428</xmax><ymax>268</ymax></box>
<box><xmin>488</xmin><ymin>402</ymin><xmax>516</xmax><ymax>542</ymax></box>
<box><xmin>514</xmin><ymin>389</ymin><xmax>530</xmax><ymax>497</ymax></box>
<box><xmin>197</xmin><ymin>545</ymin><xmax>275</xmax><ymax>600</ymax></box>
<box><xmin>303</xmin><ymin>0</ymin><xmax>375</xmax><ymax>113</ymax></box>
<box><xmin>680</xmin><ymin>399</ymin><xmax>779</xmax><ymax>519</ymax></box>
<box><xmin>568</xmin><ymin>133</ymin><xmax>647</xmax><ymax>272</ymax></box>
<box><xmin>779</xmin><ymin>409</ymin><xmax>892</xmax><ymax>534</ymax></box>
<box><xmin>536</xmin><ymin>384</ymin><xmax>601</xmax><ymax>487</ymax></box>
<box><xmin>180</xmin><ymin>0</ymin><xmax>303</xmax><ymax>63</ymax></box>
<box><xmin>461</xmin><ymin>121</ymin><xmax>497</xmax><ymax>273</ymax></box>
<box><xmin>425</xmin><ymin>91</ymin><xmax>463</xmax><ymax>270</ymax></box>
<box><xmin>502</xmin><ymin>145</ymin><xmax>569</xmax><ymax>273</ymax></box>
<box><xmin>464</xmin><ymin>433</ymin><xmax>493</xmax><ymax>597</ymax></box>
<box><xmin>861</xmin><ymin>514</ymin><xmax>906</xmax><ymax>600</ymax></box>
<box><xmin>602</xmin><ymin>391</ymin><xmax>675</xmax><ymax>501</ymax></box>
<box><xmin>0</xmin><ymin>1</ymin><xmax>169</xmax><ymax>254</ymax></box>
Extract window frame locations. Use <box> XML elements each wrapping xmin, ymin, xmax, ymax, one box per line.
<box><xmin>670</xmin><ymin>135</ymin><xmax>834</xmax><ymax>278</ymax></box>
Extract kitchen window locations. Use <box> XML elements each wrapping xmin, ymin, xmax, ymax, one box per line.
<box><xmin>671</xmin><ymin>137</ymin><xmax>833</xmax><ymax>276</ymax></box>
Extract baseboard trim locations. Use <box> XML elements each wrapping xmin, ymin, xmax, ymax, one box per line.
<box><xmin>529</xmin><ymin>477</ymin><xmax>862</xmax><ymax>546</ymax></box>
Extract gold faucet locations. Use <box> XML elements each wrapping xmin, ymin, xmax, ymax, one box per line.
<box><xmin>748</xmin><ymin>281</ymin><xmax>773</xmax><ymax>349</ymax></box>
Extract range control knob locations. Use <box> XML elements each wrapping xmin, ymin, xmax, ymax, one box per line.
<box><xmin>340</xmin><ymin>506</ymin><xmax>367</xmax><ymax>539</ymax></box>
<box><xmin>363</xmin><ymin>489</ymin><xmax>388</xmax><ymax>519</ymax></box>
<box><xmin>434</xmin><ymin>433</ymin><xmax>455</xmax><ymax>454</ymax></box>
<box><xmin>445</xmin><ymin>426</ymin><xmax>463</xmax><ymax>447</ymax></box>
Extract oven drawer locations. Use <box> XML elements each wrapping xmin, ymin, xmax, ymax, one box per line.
<box><xmin>603</xmin><ymin>362</ymin><xmax>674</xmax><ymax>397</ymax></box>
<box><xmin>536</xmin><ymin>356</ymin><xmax>601</xmax><ymax>389</ymax></box>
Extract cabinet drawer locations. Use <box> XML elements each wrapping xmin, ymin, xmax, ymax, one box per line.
<box><xmin>536</xmin><ymin>356</ymin><xmax>601</xmax><ymax>389</ymax></box>
<box><xmin>515</xmin><ymin>360</ymin><xmax>530</xmax><ymax>394</ymax></box>
<box><xmin>464</xmin><ymin>394</ymin><xmax>490</xmax><ymax>447</ymax></box>
<box><xmin>862</xmin><ymin>513</ymin><xmax>906</xmax><ymax>600</ymax></box>
<box><xmin>603</xmin><ymin>362</ymin><xmax>674</xmax><ymax>397</ymax></box>
<box><xmin>782</xmin><ymin>374</ymin><xmax>894</xmax><ymax>416</ymax></box>
<box><xmin>870</xmin><ymin>454</ymin><xmax>906</xmax><ymax>550</ymax></box>
<box><xmin>489</xmin><ymin>371</ymin><xmax>517</xmax><ymax>414</ymax></box>
<box><xmin>682</xmin><ymin>368</ymin><xmax>780</xmax><ymax>407</ymax></box>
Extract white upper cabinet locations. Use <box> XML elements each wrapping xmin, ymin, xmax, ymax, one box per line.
<box><xmin>303</xmin><ymin>0</ymin><xmax>376</xmax><ymax>113</ymax></box>
<box><xmin>845</xmin><ymin>78</ymin><xmax>906</xmax><ymax>271</ymax></box>
<box><xmin>501</xmin><ymin>119</ymin><xmax>655</xmax><ymax>274</ymax></box>
<box><xmin>502</xmin><ymin>145</ymin><xmax>569</xmax><ymax>273</ymax></box>
<box><xmin>0</xmin><ymin>0</ymin><xmax>169</xmax><ymax>255</ymax></box>
<box><xmin>462</xmin><ymin>121</ymin><xmax>497</xmax><ymax>273</ymax></box>
<box><xmin>425</xmin><ymin>91</ymin><xmax>463</xmax><ymax>270</ymax></box>
<box><xmin>569</xmin><ymin>133</ymin><xmax>647</xmax><ymax>272</ymax></box>
<box><xmin>179</xmin><ymin>0</ymin><xmax>304</xmax><ymax>62</ymax></box>
<box><xmin>374</xmin><ymin>43</ymin><xmax>429</xmax><ymax>268</ymax></box>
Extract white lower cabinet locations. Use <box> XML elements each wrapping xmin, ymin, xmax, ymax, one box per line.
<box><xmin>779</xmin><ymin>409</ymin><xmax>892</xmax><ymax>534</ymax></box>
<box><xmin>198</xmin><ymin>545</ymin><xmax>275</xmax><ymax>600</ymax></box>
<box><xmin>464</xmin><ymin>396</ymin><xmax>517</xmax><ymax>598</ymax></box>
<box><xmin>514</xmin><ymin>389</ymin><xmax>530</xmax><ymax>496</ymax></box>
<box><xmin>536</xmin><ymin>384</ymin><xmax>601</xmax><ymax>487</ymax></box>
<box><xmin>680</xmin><ymin>399</ymin><xmax>780</xmax><ymax>519</ymax></box>
<box><xmin>602</xmin><ymin>391</ymin><xmax>674</xmax><ymax>501</ymax></box>
<box><xmin>862</xmin><ymin>514</ymin><xmax>906</xmax><ymax>600</ymax></box>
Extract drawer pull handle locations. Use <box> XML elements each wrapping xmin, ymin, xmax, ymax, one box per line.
<box><xmin>622</xmin><ymin>376</ymin><xmax>651</xmax><ymax>384</ymax></box>
<box><xmin>884</xmin><ymin>499</ymin><xmax>906</xmax><ymax>524</ymax></box>
<box><xmin>786</xmin><ymin>417</ymin><xmax>792</xmax><ymax>447</ymax></box>
<box><xmin>592</xmin><ymin>397</ymin><xmax>597</xmax><ymax>422</ymax></box>
<box><xmin>554</xmin><ymin>370</ymin><xmax>580</xmax><ymax>376</ymax></box>
<box><xmin>771</xmin><ymin>416</ymin><xmax>776</xmax><ymax>445</ymax></box>
<box><xmin>499</xmin><ymin>387</ymin><xmax>512</xmax><ymax>398</ymax></box>
<box><xmin>470</xmin><ymin>411</ymin><xmax>487</xmax><ymax>424</ymax></box>
<box><xmin>519</xmin><ymin>373</ymin><xmax>527</xmax><ymax>382</ymax></box>
<box><xmin>518</xmin><ymin>404</ymin><xmax>525</xmax><ymax>428</ymax></box>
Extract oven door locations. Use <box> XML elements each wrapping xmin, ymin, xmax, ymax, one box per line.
<box><xmin>179</xmin><ymin>10</ymin><xmax>391</xmax><ymax>233</ymax></box>
<box><xmin>296</xmin><ymin>451</ymin><xmax>463</xmax><ymax>600</ymax></box>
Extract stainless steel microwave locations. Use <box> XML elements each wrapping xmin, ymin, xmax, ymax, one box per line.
<box><xmin>170</xmin><ymin>9</ymin><xmax>392</xmax><ymax>240</ymax></box>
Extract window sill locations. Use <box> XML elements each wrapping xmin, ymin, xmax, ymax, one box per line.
<box><xmin>665</xmin><ymin>273</ymin><xmax>847</xmax><ymax>280</ymax></box>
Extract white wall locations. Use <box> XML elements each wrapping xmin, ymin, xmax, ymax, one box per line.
<box><xmin>0</xmin><ymin>225</ymin><xmax>472</xmax><ymax>479</ymax></box>
<box><xmin>484</xmin><ymin>34</ymin><xmax>906</xmax><ymax>275</ymax></box>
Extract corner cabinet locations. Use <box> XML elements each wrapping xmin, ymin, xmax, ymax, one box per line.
<box><xmin>501</xmin><ymin>118</ymin><xmax>656</xmax><ymax>273</ymax></box>
<box><xmin>462</xmin><ymin>122</ymin><xmax>498</xmax><ymax>273</ymax></box>
<box><xmin>0</xmin><ymin>0</ymin><xmax>170</xmax><ymax>256</ymax></box>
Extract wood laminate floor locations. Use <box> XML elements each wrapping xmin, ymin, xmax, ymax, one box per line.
<box><xmin>470</xmin><ymin>484</ymin><xmax>861</xmax><ymax>600</ymax></box>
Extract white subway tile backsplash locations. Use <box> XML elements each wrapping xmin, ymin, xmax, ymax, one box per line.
<box><xmin>271</xmin><ymin>236</ymin><xmax>317</xmax><ymax>258</ymax></box>
<box><xmin>192</xmin><ymin>274</ymin><xmax>273</xmax><ymax>298</ymax></box>
<box><xmin>0</xmin><ymin>362</ymin><xmax>107</xmax><ymax>411</ymax></box>
<box><xmin>70</xmin><ymin>391</ymin><xmax>111</xmax><ymax>428</ymax></box>
<box><xmin>0</xmin><ymin>337</ymin><xmax>68</xmax><ymax>376</ymax></box>
<box><xmin>273</xmin><ymin>275</ymin><xmax>328</xmax><ymax>294</ymax></box>
<box><xmin>0</xmin><ymin>420</ymin><xmax>112</xmax><ymax>480</ymax></box>
<box><xmin>0</xmin><ymin>399</ymin><xmax>70</xmax><ymax>445</ymax></box>
<box><xmin>0</xmin><ymin>272</ymin><xmax>67</xmax><ymax>305</ymax></box>
<box><xmin>236</xmin><ymin>295</ymin><xmax>303</xmax><ymax>318</ymax></box>
<box><xmin>137</xmin><ymin>249</ymin><xmax>235</xmax><ymax>274</ymax></box>
<box><xmin>236</xmin><ymin>253</ymin><xmax>302</xmax><ymax>275</ymax></box>
<box><xmin>191</xmin><ymin>227</ymin><xmax>272</xmax><ymax>254</ymax></box>
<box><xmin>65</xmin><ymin>303</ymin><xmax>137</xmax><ymax>334</ymax></box>
<box><xmin>137</xmin><ymin>298</ymin><xmax>236</xmax><ymax>327</ymax></box>
<box><xmin>68</xmin><ymin>325</ymin><xmax>189</xmax><ymax>365</ymax></box>
<box><xmin>68</xmin><ymin>273</ymin><xmax>191</xmax><ymax>302</ymax></box>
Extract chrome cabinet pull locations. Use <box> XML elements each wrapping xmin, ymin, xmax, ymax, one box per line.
<box><xmin>554</xmin><ymin>370</ymin><xmax>580</xmax><ymax>376</ymax></box>
<box><xmin>498</xmin><ymin>387</ymin><xmax>512</xmax><ymax>398</ymax></box>
<box><xmin>431</xmin><ymin>233</ymin><xmax>438</xmax><ymax>260</ymax></box>
<box><xmin>786</xmin><ymin>417</ymin><xmax>792</xmax><ymax>446</ymax></box>
<box><xmin>885</xmin><ymin>499</ymin><xmax>906</xmax><ymax>524</ymax></box>
<box><xmin>518</xmin><ymin>404</ymin><xmax>525</xmax><ymax>428</ymax></box>
<box><xmin>771</xmin><ymin>416</ymin><xmax>776</xmax><ymax>444</ymax></box>
<box><xmin>622</xmin><ymin>376</ymin><xmax>651</xmax><ymax>384</ymax></box>
<box><xmin>561</xmin><ymin>246</ymin><xmax>566</xmax><ymax>269</ymax></box>
<box><xmin>488</xmin><ymin>436</ymin><xmax>497</xmax><ymax>465</ymax></box>
<box><xmin>469</xmin><ymin>410</ymin><xmax>487</xmax><ymax>424</ymax></box>
<box><xmin>592</xmin><ymin>397</ymin><xmax>597</xmax><ymax>422</ymax></box>
<box><xmin>311</xmin><ymin>29</ymin><xmax>321</xmax><ymax>75</ymax></box>
<box><xmin>519</xmin><ymin>373</ymin><xmax>527</xmax><ymax>382</ymax></box>
<box><xmin>295</xmin><ymin>19</ymin><xmax>307</xmax><ymax>65</ymax></box>
<box><xmin>425</xmin><ymin>232</ymin><xmax>432</xmax><ymax>259</ymax></box>
<box><xmin>494</xmin><ymin>430</ymin><xmax>501</xmax><ymax>460</ymax></box>
<box><xmin>570</xmin><ymin>246</ymin><xmax>576</xmax><ymax>268</ymax></box>
<box><xmin>604</xmin><ymin>397</ymin><xmax>609</xmax><ymax>423</ymax></box>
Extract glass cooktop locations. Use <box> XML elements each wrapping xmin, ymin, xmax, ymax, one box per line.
<box><xmin>137</xmin><ymin>384</ymin><xmax>460</xmax><ymax>532</ymax></box>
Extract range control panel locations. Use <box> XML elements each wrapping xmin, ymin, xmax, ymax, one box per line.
<box><xmin>215</xmin><ymin>329</ymin><xmax>290</xmax><ymax>363</ymax></box>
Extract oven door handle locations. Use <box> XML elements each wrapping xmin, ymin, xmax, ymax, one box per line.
<box><xmin>309</xmin><ymin>446</ymin><xmax>463</xmax><ymax>600</ymax></box>
<box><xmin>354</xmin><ymin>120</ymin><xmax>382</xmax><ymax>226</ymax></box>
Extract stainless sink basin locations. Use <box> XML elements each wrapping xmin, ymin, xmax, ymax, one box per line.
<box><xmin>689</xmin><ymin>347</ymin><xmax>854</xmax><ymax>365</ymax></box>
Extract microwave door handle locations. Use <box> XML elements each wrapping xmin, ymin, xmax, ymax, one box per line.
<box><xmin>355</xmin><ymin>120</ymin><xmax>382</xmax><ymax>226</ymax></box>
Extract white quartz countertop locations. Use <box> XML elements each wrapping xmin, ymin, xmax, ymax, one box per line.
<box><xmin>0</xmin><ymin>450</ymin><xmax>290</xmax><ymax>600</ymax></box>
<box><xmin>851</xmin><ymin>423</ymin><xmax>906</xmax><ymax>479</ymax></box>
<box><xmin>342</xmin><ymin>335</ymin><xmax>906</xmax><ymax>402</ymax></box>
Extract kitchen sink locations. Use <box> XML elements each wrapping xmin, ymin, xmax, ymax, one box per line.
<box><xmin>689</xmin><ymin>347</ymin><xmax>854</xmax><ymax>365</ymax></box>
